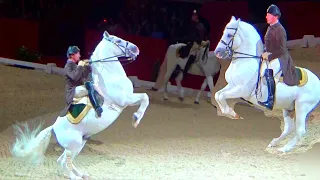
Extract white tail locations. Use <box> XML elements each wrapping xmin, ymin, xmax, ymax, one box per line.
<box><xmin>11</xmin><ymin>122</ymin><xmax>53</xmax><ymax>165</ymax></box>
<box><xmin>153</xmin><ymin>54</ymin><xmax>168</xmax><ymax>89</ymax></box>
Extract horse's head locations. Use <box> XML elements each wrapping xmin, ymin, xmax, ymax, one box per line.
<box><xmin>214</xmin><ymin>16</ymin><xmax>241</xmax><ymax>60</ymax></box>
<box><xmin>103</xmin><ymin>31</ymin><xmax>140</xmax><ymax>61</ymax></box>
<box><xmin>214</xmin><ymin>16</ymin><xmax>262</xmax><ymax>60</ymax></box>
<box><xmin>91</xmin><ymin>31</ymin><xmax>139</xmax><ymax>64</ymax></box>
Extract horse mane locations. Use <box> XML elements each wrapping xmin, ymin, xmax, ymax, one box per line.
<box><xmin>238</xmin><ymin>20</ymin><xmax>264</xmax><ymax>57</ymax></box>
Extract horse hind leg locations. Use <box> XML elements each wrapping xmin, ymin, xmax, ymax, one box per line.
<box><xmin>278</xmin><ymin>98</ymin><xmax>319</xmax><ymax>153</ymax></box>
<box><xmin>267</xmin><ymin>109</ymin><xmax>295</xmax><ymax>148</ymax></box>
<box><xmin>163</xmin><ymin>65</ymin><xmax>178</xmax><ymax>100</ymax></box>
<box><xmin>56</xmin><ymin>131</ymin><xmax>86</xmax><ymax>179</ymax></box>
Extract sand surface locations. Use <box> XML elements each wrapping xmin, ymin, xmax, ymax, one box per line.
<box><xmin>0</xmin><ymin>47</ymin><xmax>320</xmax><ymax>180</ymax></box>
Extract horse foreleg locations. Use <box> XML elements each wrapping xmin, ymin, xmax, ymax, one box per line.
<box><xmin>214</xmin><ymin>84</ymin><xmax>232</xmax><ymax>115</ymax></box>
<box><xmin>175</xmin><ymin>72</ymin><xmax>185</xmax><ymax>101</ymax></box>
<box><xmin>215</xmin><ymin>85</ymin><xmax>244</xmax><ymax>119</ymax></box>
<box><xmin>267</xmin><ymin>109</ymin><xmax>295</xmax><ymax>148</ymax></box>
<box><xmin>195</xmin><ymin>78</ymin><xmax>208</xmax><ymax>104</ymax></box>
<box><xmin>126</xmin><ymin>93</ymin><xmax>150</xmax><ymax>128</ymax></box>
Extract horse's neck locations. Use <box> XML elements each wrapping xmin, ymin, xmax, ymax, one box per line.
<box><xmin>93</xmin><ymin>61</ymin><xmax>127</xmax><ymax>78</ymax></box>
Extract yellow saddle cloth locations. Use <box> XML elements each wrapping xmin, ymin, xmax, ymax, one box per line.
<box><xmin>66</xmin><ymin>96</ymin><xmax>92</xmax><ymax>124</ymax></box>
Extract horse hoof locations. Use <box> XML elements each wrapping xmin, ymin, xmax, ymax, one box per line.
<box><xmin>179</xmin><ymin>97</ymin><xmax>184</xmax><ymax>101</ymax></box>
<box><xmin>234</xmin><ymin>114</ymin><xmax>243</xmax><ymax>119</ymax></box>
<box><xmin>194</xmin><ymin>101</ymin><xmax>199</xmax><ymax>104</ymax></box>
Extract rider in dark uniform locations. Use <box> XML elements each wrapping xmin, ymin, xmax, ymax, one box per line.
<box><xmin>60</xmin><ymin>46</ymin><xmax>103</xmax><ymax>117</ymax></box>
<box><xmin>258</xmin><ymin>4</ymin><xmax>299</xmax><ymax>110</ymax></box>
<box><xmin>182</xmin><ymin>10</ymin><xmax>209</xmax><ymax>77</ymax></box>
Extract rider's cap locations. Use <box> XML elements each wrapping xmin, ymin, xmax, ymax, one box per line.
<box><xmin>66</xmin><ymin>46</ymin><xmax>80</xmax><ymax>57</ymax></box>
<box><xmin>267</xmin><ymin>4</ymin><xmax>281</xmax><ymax>18</ymax></box>
<box><xmin>192</xmin><ymin>9</ymin><xmax>199</xmax><ymax>16</ymax></box>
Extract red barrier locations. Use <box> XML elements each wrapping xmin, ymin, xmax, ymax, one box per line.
<box><xmin>277</xmin><ymin>2</ymin><xmax>320</xmax><ymax>40</ymax></box>
<box><xmin>0</xmin><ymin>18</ymin><xmax>39</xmax><ymax>58</ymax></box>
<box><xmin>200</xmin><ymin>1</ymin><xmax>249</xmax><ymax>50</ymax></box>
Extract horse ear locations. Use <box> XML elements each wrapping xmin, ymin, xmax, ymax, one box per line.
<box><xmin>231</xmin><ymin>16</ymin><xmax>236</xmax><ymax>21</ymax></box>
<box><xmin>103</xmin><ymin>31</ymin><xmax>110</xmax><ymax>39</ymax></box>
<box><xmin>237</xmin><ymin>18</ymin><xmax>241</xmax><ymax>22</ymax></box>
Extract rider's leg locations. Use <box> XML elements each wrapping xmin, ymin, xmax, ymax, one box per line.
<box><xmin>258</xmin><ymin>59</ymin><xmax>280</xmax><ymax>110</ymax></box>
<box><xmin>74</xmin><ymin>86</ymin><xmax>88</xmax><ymax>98</ymax></box>
<box><xmin>182</xmin><ymin>42</ymin><xmax>199</xmax><ymax>77</ymax></box>
<box><xmin>85</xmin><ymin>81</ymin><xmax>103</xmax><ymax>117</ymax></box>
<box><xmin>183</xmin><ymin>54</ymin><xmax>197</xmax><ymax>77</ymax></box>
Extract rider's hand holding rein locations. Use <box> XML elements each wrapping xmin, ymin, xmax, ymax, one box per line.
<box><xmin>78</xmin><ymin>60</ymin><xmax>88</xmax><ymax>66</ymax></box>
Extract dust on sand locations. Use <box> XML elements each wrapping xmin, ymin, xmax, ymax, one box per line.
<box><xmin>0</xmin><ymin>47</ymin><xmax>319</xmax><ymax>180</ymax></box>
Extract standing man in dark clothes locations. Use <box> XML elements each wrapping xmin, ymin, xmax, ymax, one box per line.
<box><xmin>183</xmin><ymin>9</ymin><xmax>209</xmax><ymax>77</ymax></box>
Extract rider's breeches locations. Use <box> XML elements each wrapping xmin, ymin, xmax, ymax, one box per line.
<box><xmin>260</xmin><ymin>58</ymin><xmax>281</xmax><ymax>77</ymax></box>
<box><xmin>74</xmin><ymin>85</ymin><xmax>88</xmax><ymax>98</ymax></box>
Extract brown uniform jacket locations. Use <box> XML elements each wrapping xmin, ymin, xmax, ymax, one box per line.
<box><xmin>264</xmin><ymin>22</ymin><xmax>299</xmax><ymax>86</ymax></box>
<box><xmin>59</xmin><ymin>60</ymin><xmax>92</xmax><ymax>117</ymax></box>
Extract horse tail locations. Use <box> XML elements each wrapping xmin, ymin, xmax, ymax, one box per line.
<box><xmin>153</xmin><ymin>50</ymin><xmax>169</xmax><ymax>90</ymax></box>
<box><xmin>11</xmin><ymin>122</ymin><xmax>53</xmax><ymax>165</ymax></box>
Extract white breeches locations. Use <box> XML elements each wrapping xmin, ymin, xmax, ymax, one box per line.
<box><xmin>74</xmin><ymin>86</ymin><xmax>88</xmax><ymax>98</ymax></box>
<box><xmin>260</xmin><ymin>58</ymin><xmax>281</xmax><ymax>77</ymax></box>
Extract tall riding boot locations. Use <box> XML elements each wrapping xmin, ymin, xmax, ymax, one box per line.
<box><xmin>183</xmin><ymin>55</ymin><xmax>196</xmax><ymax>77</ymax></box>
<box><xmin>258</xmin><ymin>69</ymin><xmax>275</xmax><ymax>110</ymax></box>
<box><xmin>85</xmin><ymin>81</ymin><xmax>103</xmax><ymax>117</ymax></box>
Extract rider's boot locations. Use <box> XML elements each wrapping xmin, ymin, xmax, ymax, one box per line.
<box><xmin>85</xmin><ymin>81</ymin><xmax>103</xmax><ymax>117</ymax></box>
<box><xmin>183</xmin><ymin>55</ymin><xmax>196</xmax><ymax>77</ymax></box>
<box><xmin>258</xmin><ymin>69</ymin><xmax>275</xmax><ymax>110</ymax></box>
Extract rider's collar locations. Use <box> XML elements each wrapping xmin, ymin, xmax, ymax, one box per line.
<box><xmin>270</xmin><ymin>20</ymin><xmax>279</xmax><ymax>27</ymax></box>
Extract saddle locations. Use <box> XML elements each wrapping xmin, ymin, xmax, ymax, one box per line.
<box><xmin>66</xmin><ymin>92</ymin><xmax>104</xmax><ymax>124</ymax></box>
<box><xmin>278</xmin><ymin>67</ymin><xmax>308</xmax><ymax>87</ymax></box>
<box><xmin>176</xmin><ymin>42</ymin><xmax>194</xmax><ymax>59</ymax></box>
<box><xmin>262</xmin><ymin>66</ymin><xmax>308</xmax><ymax>87</ymax></box>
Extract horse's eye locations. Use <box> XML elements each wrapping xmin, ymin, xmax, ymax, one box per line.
<box><xmin>227</xmin><ymin>34</ymin><xmax>233</xmax><ymax>38</ymax></box>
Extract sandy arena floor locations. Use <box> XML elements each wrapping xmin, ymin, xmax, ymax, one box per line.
<box><xmin>0</xmin><ymin>47</ymin><xmax>319</xmax><ymax>180</ymax></box>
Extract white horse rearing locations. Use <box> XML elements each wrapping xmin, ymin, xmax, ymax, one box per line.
<box><xmin>10</xmin><ymin>31</ymin><xmax>149</xmax><ymax>179</ymax></box>
<box><xmin>213</xmin><ymin>16</ymin><xmax>320</xmax><ymax>153</ymax></box>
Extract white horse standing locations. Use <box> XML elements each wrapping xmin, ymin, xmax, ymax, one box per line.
<box><xmin>213</xmin><ymin>16</ymin><xmax>320</xmax><ymax>153</ymax></box>
<box><xmin>153</xmin><ymin>42</ymin><xmax>221</xmax><ymax>104</ymax></box>
<box><xmin>11</xmin><ymin>31</ymin><xmax>149</xmax><ymax>179</ymax></box>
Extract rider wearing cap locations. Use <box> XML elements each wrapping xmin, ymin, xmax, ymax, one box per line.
<box><xmin>183</xmin><ymin>9</ymin><xmax>209</xmax><ymax>77</ymax></box>
<box><xmin>258</xmin><ymin>4</ymin><xmax>299</xmax><ymax>110</ymax></box>
<box><xmin>60</xmin><ymin>46</ymin><xmax>103</xmax><ymax>117</ymax></box>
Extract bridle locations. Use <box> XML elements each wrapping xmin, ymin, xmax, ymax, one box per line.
<box><xmin>88</xmin><ymin>37</ymin><xmax>138</xmax><ymax>66</ymax></box>
<box><xmin>220</xmin><ymin>21</ymin><xmax>261</xmax><ymax>60</ymax></box>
